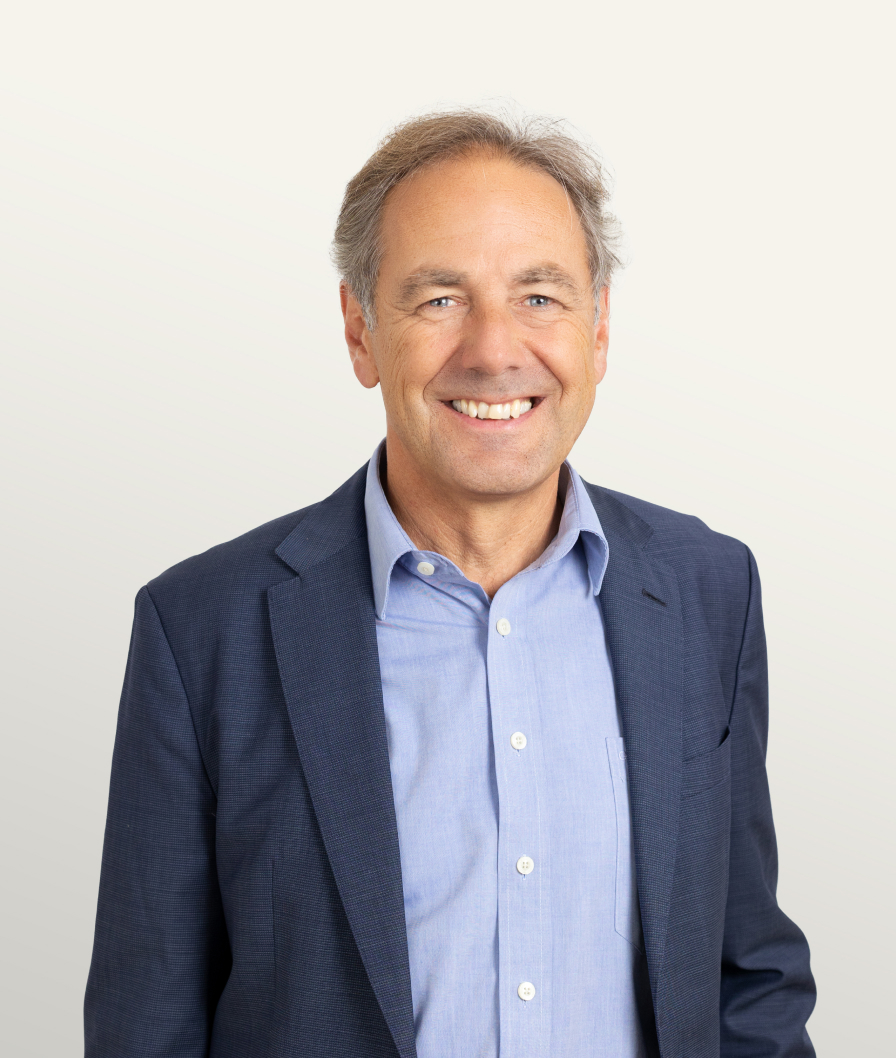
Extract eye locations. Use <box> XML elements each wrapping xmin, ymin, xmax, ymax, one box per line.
<box><xmin>524</xmin><ymin>295</ymin><xmax>554</xmax><ymax>308</ymax></box>
<box><xmin>426</xmin><ymin>296</ymin><xmax>454</xmax><ymax>308</ymax></box>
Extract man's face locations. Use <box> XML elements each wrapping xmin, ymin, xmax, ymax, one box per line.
<box><xmin>343</xmin><ymin>151</ymin><xmax>609</xmax><ymax>500</ymax></box>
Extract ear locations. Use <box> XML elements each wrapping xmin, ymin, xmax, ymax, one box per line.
<box><xmin>593</xmin><ymin>285</ymin><xmax>610</xmax><ymax>385</ymax></box>
<box><xmin>340</xmin><ymin>284</ymin><xmax>380</xmax><ymax>389</ymax></box>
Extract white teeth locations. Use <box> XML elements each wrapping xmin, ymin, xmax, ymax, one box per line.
<box><xmin>451</xmin><ymin>398</ymin><xmax>534</xmax><ymax>419</ymax></box>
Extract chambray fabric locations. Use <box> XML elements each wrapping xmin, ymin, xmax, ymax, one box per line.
<box><xmin>85</xmin><ymin>462</ymin><xmax>816</xmax><ymax>1058</ymax></box>
<box><xmin>364</xmin><ymin>445</ymin><xmax>652</xmax><ymax>1058</ymax></box>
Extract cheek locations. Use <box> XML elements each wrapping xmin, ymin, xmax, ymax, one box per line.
<box><xmin>548</xmin><ymin>328</ymin><xmax>598</xmax><ymax>399</ymax></box>
<box><xmin>377</xmin><ymin>328</ymin><xmax>441</xmax><ymax>409</ymax></box>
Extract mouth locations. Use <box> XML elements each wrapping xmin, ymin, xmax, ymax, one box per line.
<box><xmin>447</xmin><ymin>397</ymin><xmax>537</xmax><ymax>420</ymax></box>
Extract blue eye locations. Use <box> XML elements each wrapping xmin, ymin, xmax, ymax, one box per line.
<box><xmin>428</xmin><ymin>297</ymin><xmax>452</xmax><ymax>308</ymax></box>
<box><xmin>526</xmin><ymin>295</ymin><xmax>553</xmax><ymax>307</ymax></box>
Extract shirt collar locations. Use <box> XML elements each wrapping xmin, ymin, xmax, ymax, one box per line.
<box><xmin>364</xmin><ymin>440</ymin><xmax>609</xmax><ymax>619</ymax></box>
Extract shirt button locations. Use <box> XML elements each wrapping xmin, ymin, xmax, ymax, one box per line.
<box><xmin>496</xmin><ymin>618</ymin><xmax>512</xmax><ymax>636</ymax></box>
<box><xmin>416</xmin><ymin>561</ymin><xmax>435</xmax><ymax>576</ymax></box>
<box><xmin>510</xmin><ymin>731</ymin><xmax>527</xmax><ymax>751</ymax></box>
<box><xmin>518</xmin><ymin>981</ymin><xmax>536</xmax><ymax>1001</ymax></box>
<box><xmin>516</xmin><ymin>855</ymin><xmax>534</xmax><ymax>875</ymax></box>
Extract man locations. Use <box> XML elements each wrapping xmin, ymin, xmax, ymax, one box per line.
<box><xmin>85</xmin><ymin>110</ymin><xmax>816</xmax><ymax>1058</ymax></box>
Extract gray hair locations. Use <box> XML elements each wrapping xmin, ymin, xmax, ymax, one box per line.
<box><xmin>332</xmin><ymin>107</ymin><xmax>623</xmax><ymax>327</ymax></box>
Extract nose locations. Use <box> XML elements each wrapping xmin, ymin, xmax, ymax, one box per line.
<box><xmin>458</xmin><ymin>302</ymin><xmax>525</xmax><ymax>376</ymax></box>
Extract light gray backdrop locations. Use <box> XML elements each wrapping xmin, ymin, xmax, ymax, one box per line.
<box><xmin>2</xmin><ymin>2</ymin><xmax>893</xmax><ymax>1054</ymax></box>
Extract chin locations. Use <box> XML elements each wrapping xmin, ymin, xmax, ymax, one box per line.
<box><xmin>437</xmin><ymin>451</ymin><xmax>552</xmax><ymax>498</ymax></box>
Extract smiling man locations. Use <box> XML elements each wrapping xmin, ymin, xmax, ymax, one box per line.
<box><xmin>85</xmin><ymin>111</ymin><xmax>816</xmax><ymax>1058</ymax></box>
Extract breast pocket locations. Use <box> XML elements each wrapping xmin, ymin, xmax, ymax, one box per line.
<box><xmin>606</xmin><ymin>737</ymin><xmax>645</xmax><ymax>953</ymax></box>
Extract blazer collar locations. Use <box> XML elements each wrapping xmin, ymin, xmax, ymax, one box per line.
<box><xmin>274</xmin><ymin>463</ymin><xmax>370</xmax><ymax>578</ymax></box>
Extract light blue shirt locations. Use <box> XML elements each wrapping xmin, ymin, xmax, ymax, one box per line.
<box><xmin>365</xmin><ymin>443</ymin><xmax>650</xmax><ymax>1058</ymax></box>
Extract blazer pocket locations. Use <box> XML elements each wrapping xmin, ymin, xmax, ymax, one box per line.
<box><xmin>681</xmin><ymin>728</ymin><xmax>731</xmax><ymax>799</ymax></box>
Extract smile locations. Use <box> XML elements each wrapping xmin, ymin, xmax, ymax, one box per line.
<box><xmin>449</xmin><ymin>398</ymin><xmax>534</xmax><ymax>420</ymax></box>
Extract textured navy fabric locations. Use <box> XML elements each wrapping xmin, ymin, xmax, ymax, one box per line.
<box><xmin>85</xmin><ymin>464</ymin><xmax>816</xmax><ymax>1058</ymax></box>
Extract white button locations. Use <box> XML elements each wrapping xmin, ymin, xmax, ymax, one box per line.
<box><xmin>416</xmin><ymin>561</ymin><xmax>435</xmax><ymax>576</ymax></box>
<box><xmin>496</xmin><ymin>618</ymin><xmax>512</xmax><ymax>636</ymax></box>
<box><xmin>516</xmin><ymin>855</ymin><xmax>534</xmax><ymax>875</ymax></box>
<box><xmin>518</xmin><ymin>981</ymin><xmax>536</xmax><ymax>1001</ymax></box>
<box><xmin>510</xmin><ymin>731</ymin><xmax>527</xmax><ymax>751</ymax></box>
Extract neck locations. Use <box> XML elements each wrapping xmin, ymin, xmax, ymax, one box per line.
<box><xmin>380</xmin><ymin>440</ymin><xmax>565</xmax><ymax>599</ymax></box>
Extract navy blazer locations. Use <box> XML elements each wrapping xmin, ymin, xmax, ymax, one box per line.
<box><xmin>85</xmin><ymin>466</ymin><xmax>816</xmax><ymax>1058</ymax></box>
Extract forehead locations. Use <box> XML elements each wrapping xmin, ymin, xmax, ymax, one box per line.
<box><xmin>378</xmin><ymin>151</ymin><xmax>590</xmax><ymax>278</ymax></box>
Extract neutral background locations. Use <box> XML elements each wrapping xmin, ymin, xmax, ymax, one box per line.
<box><xmin>2</xmin><ymin>1</ymin><xmax>893</xmax><ymax>1054</ymax></box>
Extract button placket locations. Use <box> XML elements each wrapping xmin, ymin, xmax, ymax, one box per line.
<box><xmin>486</xmin><ymin>586</ymin><xmax>550</xmax><ymax>1048</ymax></box>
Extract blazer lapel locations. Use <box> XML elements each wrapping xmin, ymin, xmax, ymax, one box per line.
<box><xmin>586</xmin><ymin>483</ymin><xmax>683</xmax><ymax>997</ymax></box>
<box><xmin>267</xmin><ymin>467</ymin><xmax>417</xmax><ymax>1058</ymax></box>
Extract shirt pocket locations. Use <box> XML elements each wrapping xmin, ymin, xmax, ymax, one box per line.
<box><xmin>606</xmin><ymin>737</ymin><xmax>645</xmax><ymax>953</ymax></box>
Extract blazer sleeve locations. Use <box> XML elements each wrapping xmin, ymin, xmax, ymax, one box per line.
<box><xmin>84</xmin><ymin>586</ymin><xmax>230</xmax><ymax>1056</ymax></box>
<box><xmin>720</xmin><ymin>549</ymin><xmax>816</xmax><ymax>1057</ymax></box>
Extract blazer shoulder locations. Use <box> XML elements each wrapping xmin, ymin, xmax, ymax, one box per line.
<box><xmin>144</xmin><ymin>464</ymin><xmax>370</xmax><ymax>624</ymax></box>
<box><xmin>601</xmin><ymin>486</ymin><xmax>749</xmax><ymax>560</ymax></box>
<box><xmin>146</xmin><ymin>506</ymin><xmax>310</xmax><ymax>613</ymax></box>
<box><xmin>592</xmin><ymin>484</ymin><xmax>754</xmax><ymax>615</ymax></box>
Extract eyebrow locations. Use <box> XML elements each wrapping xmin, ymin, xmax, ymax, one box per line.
<box><xmin>510</xmin><ymin>265</ymin><xmax>582</xmax><ymax>296</ymax></box>
<box><xmin>398</xmin><ymin>269</ymin><xmax>468</xmax><ymax>304</ymax></box>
